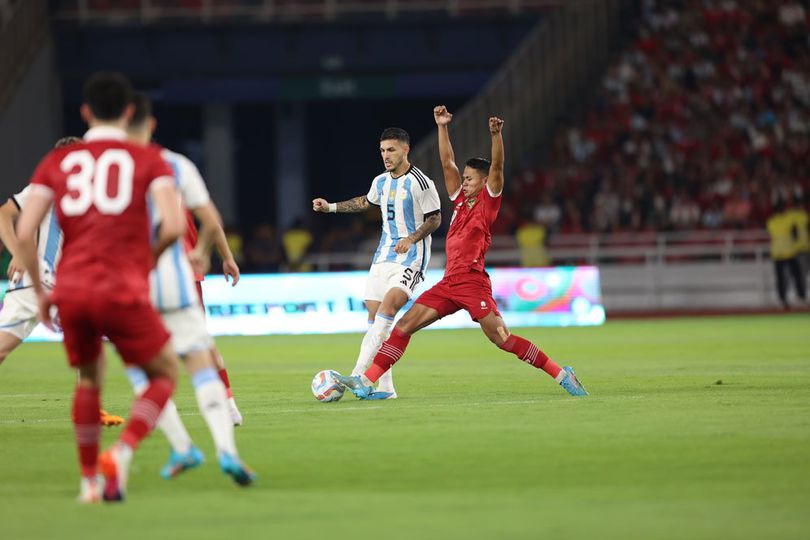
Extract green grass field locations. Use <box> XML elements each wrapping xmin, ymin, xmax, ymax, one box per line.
<box><xmin>0</xmin><ymin>314</ymin><xmax>808</xmax><ymax>540</ymax></box>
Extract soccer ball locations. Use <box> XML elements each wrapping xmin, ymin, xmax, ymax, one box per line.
<box><xmin>311</xmin><ymin>370</ymin><xmax>345</xmax><ymax>403</ymax></box>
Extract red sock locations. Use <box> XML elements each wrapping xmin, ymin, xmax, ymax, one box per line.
<box><xmin>120</xmin><ymin>377</ymin><xmax>175</xmax><ymax>450</ymax></box>
<box><xmin>365</xmin><ymin>327</ymin><xmax>411</xmax><ymax>382</ymax></box>
<box><xmin>499</xmin><ymin>334</ymin><xmax>562</xmax><ymax>378</ymax></box>
<box><xmin>73</xmin><ymin>386</ymin><xmax>101</xmax><ymax>478</ymax></box>
<box><xmin>217</xmin><ymin>368</ymin><xmax>233</xmax><ymax>398</ymax></box>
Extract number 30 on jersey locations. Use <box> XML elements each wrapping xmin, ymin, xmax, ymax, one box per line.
<box><xmin>60</xmin><ymin>149</ymin><xmax>134</xmax><ymax>216</ymax></box>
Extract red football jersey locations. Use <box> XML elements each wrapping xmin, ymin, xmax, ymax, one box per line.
<box><xmin>28</xmin><ymin>126</ymin><xmax>173</xmax><ymax>303</ymax></box>
<box><xmin>444</xmin><ymin>185</ymin><xmax>502</xmax><ymax>276</ymax></box>
<box><xmin>182</xmin><ymin>209</ymin><xmax>205</xmax><ymax>281</ymax></box>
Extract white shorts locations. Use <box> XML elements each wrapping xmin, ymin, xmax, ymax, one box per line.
<box><xmin>364</xmin><ymin>261</ymin><xmax>425</xmax><ymax>302</ymax></box>
<box><xmin>161</xmin><ymin>306</ymin><xmax>213</xmax><ymax>357</ymax></box>
<box><xmin>0</xmin><ymin>288</ymin><xmax>38</xmax><ymax>341</ymax></box>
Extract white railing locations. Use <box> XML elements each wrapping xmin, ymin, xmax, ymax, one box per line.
<box><xmin>305</xmin><ymin>229</ymin><xmax>771</xmax><ymax>272</ymax></box>
<box><xmin>55</xmin><ymin>0</ymin><xmax>564</xmax><ymax>24</ymax></box>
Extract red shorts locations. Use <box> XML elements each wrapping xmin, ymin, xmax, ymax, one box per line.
<box><xmin>415</xmin><ymin>270</ymin><xmax>501</xmax><ymax>322</ymax></box>
<box><xmin>57</xmin><ymin>296</ymin><xmax>171</xmax><ymax>367</ymax></box>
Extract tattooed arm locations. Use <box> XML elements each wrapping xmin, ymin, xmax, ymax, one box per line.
<box><xmin>393</xmin><ymin>210</ymin><xmax>441</xmax><ymax>254</ymax></box>
<box><xmin>312</xmin><ymin>195</ymin><xmax>371</xmax><ymax>214</ymax></box>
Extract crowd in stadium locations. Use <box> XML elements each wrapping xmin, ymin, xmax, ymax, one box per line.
<box><xmin>224</xmin><ymin>0</ymin><xmax>810</xmax><ymax>269</ymax></box>
<box><xmin>497</xmin><ymin>0</ymin><xmax>810</xmax><ymax>236</ymax></box>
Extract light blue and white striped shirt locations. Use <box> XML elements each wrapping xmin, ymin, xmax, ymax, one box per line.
<box><xmin>366</xmin><ymin>165</ymin><xmax>440</xmax><ymax>271</ymax></box>
<box><xmin>148</xmin><ymin>149</ymin><xmax>210</xmax><ymax>312</ymax></box>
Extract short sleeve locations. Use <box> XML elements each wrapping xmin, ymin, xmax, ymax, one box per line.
<box><xmin>175</xmin><ymin>155</ymin><xmax>210</xmax><ymax>209</ymax></box>
<box><xmin>366</xmin><ymin>176</ymin><xmax>382</xmax><ymax>206</ymax></box>
<box><xmin>10</xmin><ymin>185</ymin><xmax>32</xmax><ymax>209</ymax></box>
<box><xmin>416</xmin><ymin>179</ymin><xmax>441</xmax><ymax>215</ymax></box>
<box><xmin>28</xmin><ymin>153</ymin><xmax>56</xmax><ymax>197</ymax></box>
<box><xmin>147</xmin><ymin>148</ymin><xmax>175</xmax><ymax>190</ymax></box>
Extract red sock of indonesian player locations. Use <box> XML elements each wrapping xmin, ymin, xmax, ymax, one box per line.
<box><xmin>120</xmin><ymin>377</ymin><xmax>175</xmax><ymax>449</ymax></box>
<box><xmin>499</xmin><ymin>334</ymin><xmax>562</xmax><ymax>378</ymax></box>
<box><xmin>365</xmin><ymin>327</ymin><xmax>412</xmax><ymax>382</ymax></box>
<box><xmin>73</xmin><ymin>386</ymin><xmax>101</xmax><ymax>478</ymax></box>
<box><xmin>218</xmin><ymin>368</ymin><xmax>234</xmax><ymax>398</ymax></box>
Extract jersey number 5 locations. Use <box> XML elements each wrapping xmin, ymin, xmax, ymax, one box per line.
<box><xmin>387</xmin><ymin>202</ymin><xmax>395</xmax><ymax>221</ymax></box>
<box><xmin>60</xmin><ymin>149</ymin><xmax>134</xmax><ymax>216</ymax></box>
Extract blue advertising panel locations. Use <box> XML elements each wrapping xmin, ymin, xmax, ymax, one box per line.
<box><xmin>0</xmin><ymin>266</ymin><xmax>604</xmax><ymax>342</ymax></box>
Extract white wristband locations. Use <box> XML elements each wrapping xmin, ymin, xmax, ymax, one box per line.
<box><xmin>328</xmin><ymin>203</ymin><xmax>337</xmax><ymax>213</ymax></box>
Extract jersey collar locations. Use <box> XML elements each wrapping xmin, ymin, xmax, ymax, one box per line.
<box><xmin>84</xmin><ymin>126</ymin><xmax>127</xmax><ymax>142</ymax></box>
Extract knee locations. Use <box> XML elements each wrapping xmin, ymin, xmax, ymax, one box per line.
<box><xmin>394</xmin><ymin>319</ymin><xmax>415</xmax><ymax>336</ymax></box>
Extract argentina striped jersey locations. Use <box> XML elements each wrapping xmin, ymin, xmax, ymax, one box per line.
<box><xmin>8</xmin><ymin>187</ymin><xmax>61</xmax><ymax>291</ymax></box>
<box><xmin>366</xmin><ymin>165</ymin><xmax>441</xmax><ymax>270</ymax></box>
<box><xmin>148</xmin><ymin>149</ymin><xmax>211</xmax><ymax>312</ymax></box>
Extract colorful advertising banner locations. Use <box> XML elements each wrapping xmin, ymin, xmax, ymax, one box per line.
<box><xmin>0</xmin><ymin>266</ymin><xmax>604</xmax><ymax>342</ymax></box>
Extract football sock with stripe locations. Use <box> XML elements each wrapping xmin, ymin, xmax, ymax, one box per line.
<box><xmin>73</xmin><ymin>385</ymin><xmax>101</xmax><ymax>478</ymax></box>
<box><xmin>120</xmin><ymin>377</ymin><xmax>175</xmax><ymax>450</ymax></box>
<box><xmin>126</xmin><ymin>367</ymin><xmax>192</xmax><ymax>454</ymax></box>
<box><xmin>365</xmin><ymin>326</ymin><xmax>411</xmax><ymax>383</ymax></box>
<box><xmin>193</xmin><ymin>367</ymin><xmax>237</xmax><ymax>457</ymax></box>
<box><xmin>499</xmin><ymin>334</ymin><xmax>562</xmax><ymax>379</ymax></box>
<box><xmin>352</xmin><ymin>314</ymin><xmax>394</xmax><ymax>377</ymax></box>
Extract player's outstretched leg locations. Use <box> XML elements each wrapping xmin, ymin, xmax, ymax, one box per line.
<box><xmin>337</xmin><ymin>326</ymin><xmax>411</xmax><ymax>399</ymax></box>
<box><xmin>212</xmin><ymin>347</ymin><xmax>243</xmax><ymax>426</ymax></box>
<box><xmin>189</xmin><ymin>364</ymin><xmax>255</xmax><ymax>486</ymax></box>
<box><xmin>125</xmin><ymin>366</ymin><xmax>203</xmax><ymax>479</ymax></box>
<box><xmin>498</xmin><ymin>333</ymin><xmax>588</xmax><ymax>396</ymax></box>
<box><xmin>101</xmin><ymin>349</ymin><xmax>177</xmax><ymax>502</ymax></box>
<box><xmin>351</xmin><ymin>313</ymin><xmax>398</xmax><ymax>398</ymax></box>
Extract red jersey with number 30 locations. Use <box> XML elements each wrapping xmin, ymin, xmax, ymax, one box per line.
<box><xmin>444</xmin><ymin>184</ymin><xmax>502</xmax><ymax>277</ymax></box>
<box><xmin>28</xmin><ymin>126</ymin><xmax>173</xmax><ymax>303</ymax></box>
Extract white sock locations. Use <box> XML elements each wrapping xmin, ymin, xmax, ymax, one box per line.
<box><xmin>192</xmin><ymin>367</ymin><xmax>237</xmax><ymax>457</ymax></box>
<box><xmin>351</xmin><ymin>314</ymin><xmax>394</xmax><ymax>376</ymax></box>
<box><xmin>126</xmin><ymin>367</ymin><xmax>192</xmax><ymax>454</ymax></box>
<box><xmin>377</xmin><ymin>365</ymin><xmax>396</xmax><ymax>393</ymax></box>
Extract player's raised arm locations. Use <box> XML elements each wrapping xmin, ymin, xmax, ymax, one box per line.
<box><xmin>487</xmin><ymin>116</ymin><xmax>505</xmax><ymax>196</ymax></box>
<box><xmin>312</xmin><ymin>195</ymin><xmax>371</xmax><ymax>214</ymax></box>
<box><xmin>434</xmin><ymin>105</ymin><xmax>462</xmax><ymax>197</ymax></box>
<box><xmin>0</xmin><ymin>198</ymin><xmax>22</xmax><ymax>279</ymax></box>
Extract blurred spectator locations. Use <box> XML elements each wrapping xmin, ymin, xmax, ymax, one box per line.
<box><xmin>533</xmin><ymin>193</ymin><xmax>562</xmax><ymax>232</ymax></box>
<box><xmin>766</xmin><ymin>199</ymin><xmax>807</xmax><ymax>309</ymax></box>
<box><xmin>282</xmin><ymin>218</ymin><xmax>313</xmax><ymax>272</ymax></box>
<box><xmin>245</xmin><ymin>223</ymin><xmax>284</xmax><ymax>273</ymax></box>
<box><xmin>515</xmin><ymin>222</ymin><xmax>549</xmax><ymax>267</ymax></box>
<box><xmin>786</xmin><ymin>197</ymin><xmax>810</xmax><ymax>277</ymax></box>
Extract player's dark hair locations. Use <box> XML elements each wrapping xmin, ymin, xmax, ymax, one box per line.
<box><xmin>130</xmin><ymin>92</ymin><xmax>152</xmax><ymax>127</ymax></box>
<box><xmin>82</xmin><ymin>71</ymin><xmax>133</xmax><ymax>121</ymax></box>
<box><xmin>54</xmin><ymin>136</ymin><xmax>81</xmax><ymax>149</ymax></box>
<box><xmin>465</xmin><ymin>157</ymin><xmax>491</xmax><ymax>174</ymax></box>
<box><xmin>380</xmin><ymin>127</ymin><xmax>410</xmax><ymax>145</ymax></box>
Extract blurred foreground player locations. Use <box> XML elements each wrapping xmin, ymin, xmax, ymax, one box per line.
<box><xmin>0</xmin><ymin>137</ymin><xmax>124</xmax><ymax>427</ymax></box>
<box><xmin>15</xmin><ymin>72</ymin><xmax>185</xmax><ymax>502</ymax></box>
<box><xmin>123</xmin><ymin>93</ymin><xmax>254</xmax><ymax>484</ymax></box>
<box><xmin>185</xmin><ymin>200</ymin><xmax>244</xmax><ymax>425</ymax></box>
<box><xmin>337</xmin><ymin>107</ymin><xmax>587</xmax><ymax>399</ymax></box>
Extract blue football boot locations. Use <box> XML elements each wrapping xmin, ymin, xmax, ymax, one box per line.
<box><xmin>160</xmin><ymin>445</ymin><xmax>205</xmax><ymax>480</ymax></box>
<box><xmin>219</xmin><ymin>453</ymin><xmax>256</xmax><ymax>487</ymax></box>
<box><xmin>333</xmin><ymin>373</ymin><xmax>376</xmax><ymax>399</ymax></box>
<box><xmin>559</xmin><ymin>366</ymin><xmax>588</xmax><ymax>397</ymax></box>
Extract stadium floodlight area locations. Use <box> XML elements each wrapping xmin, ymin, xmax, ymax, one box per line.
<box><xmin>0</xmin><ymin>266</ymin><xmax>604</xmax><ymax>342</ymax></box>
